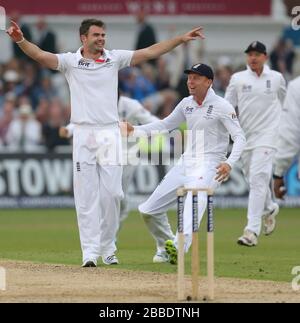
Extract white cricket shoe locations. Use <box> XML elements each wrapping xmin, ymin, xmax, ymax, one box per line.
<box><xmin>153</xmin><ymin>250</ymin><xmax>169</xmax><ymax>263</ymax></box>
<box><xmin>262</xmin><ymin>204</ymin><xmax>279</xmax><ymax>236</ymax></box>
<box><xmin>237</xmin><ymin>230</ymin><xmax>258</xmax><ymax>247</ymax></box>
<box><xmin>102</xmin><ymin>254</ymin><xmax>119</xmax><ymax>265</ymax></box>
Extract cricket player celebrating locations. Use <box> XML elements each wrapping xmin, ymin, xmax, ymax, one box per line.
<box><xmin>273</xmin><ymin>76</ymin><xmax>300</xmax><ymax>199</ymax></box>
<box><xmin>7</xmin><ymin>19</ymin><xmax>205</xmax><ymax>267</ymax></box>
<box><xmin>225</xmin><ymin>41</ymin><xmax>286</xmax><ymax>247</ymax></box>
<box><xmin>121</xmin><ymin>64</ymin><xmax>246</xmax><ymax>263</ymax></box>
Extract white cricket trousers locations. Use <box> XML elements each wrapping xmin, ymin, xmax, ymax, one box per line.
<box><xmin>241</xmin><ymin>147</ymin><xmax>277</xmax><ymax>236</ymax></box>
<box><xmin>72</xmin><ymin>125</ymin><xmax>124</xmax><ymax>263</ymax></box>
<box><xmin>139</xmin><ymin>157</ymin><xmax>222</xmax><ymax>253</ymax></box>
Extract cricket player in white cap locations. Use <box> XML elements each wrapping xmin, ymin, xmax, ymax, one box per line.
<box><xmin>7</xmin><ymin>18</ymin><xmax>205</xmax><ymax>267</ymax></box>
<box><xmin>121</xmin><ymin>63</ymin><xmax>246</xmax><ymax>263</ymax></box>
<box><xmin>225</xmin><ymin>41</ymin><xmax>286</xmax><ymax>247</ymax></box>
<box><xmin>273</xmin><ymin>76</ymin><xmax>300</xmax><ymax>200</ymax></box>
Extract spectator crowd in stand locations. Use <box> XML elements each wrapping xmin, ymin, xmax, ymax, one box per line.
<box><xmin>0</xmin><ymin>12</ymin><xmax>299</xmax><ymax>153</ymax></box>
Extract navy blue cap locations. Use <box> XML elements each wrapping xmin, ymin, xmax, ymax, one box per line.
<box><xmin>245</xmin><ymin>41</ymin><xmax>267</xmax><ymax>55</ymax></box>
<box><xmin>184</xmin><ymin>63</ymin><xmax>214</xmax><ymax>80</ymax></box>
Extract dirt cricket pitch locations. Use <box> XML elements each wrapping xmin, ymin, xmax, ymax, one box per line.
<box><xmin>0</xmin><ymin>260</ymin><xmax>299</xmax><ymax>303</ymax></box>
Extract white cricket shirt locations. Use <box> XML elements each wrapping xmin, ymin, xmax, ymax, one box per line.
<box><xmin>56</xmin><ymin>48</ymin><xmax>133</xmax><ymax>126</ymax></box>
<box><xmin>134</xmin><ymin>88</ymin><xmax>246</xmax><ymax>168</ymax></box>
<box><xmin>225</xmin><ymin>65</ymin><xmax>286</xmax><ymax>150</ymax></box>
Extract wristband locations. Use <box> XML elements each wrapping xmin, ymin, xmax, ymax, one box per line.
<box><xmin>16</xmin><ymin>37</ymin><xmax>25</xmax><ymax>44</ymax></box>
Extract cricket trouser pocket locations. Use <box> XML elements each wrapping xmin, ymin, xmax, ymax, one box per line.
<box><xmin>73</xmin><ymin>162</ymin><xmax>99</xmax><ymax>213</ymax></box>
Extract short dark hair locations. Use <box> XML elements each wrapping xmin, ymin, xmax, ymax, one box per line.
<box><xmin>79</xmin><ymin>19</ymin><xmax>105</xmax><ymax>36</ymax></box>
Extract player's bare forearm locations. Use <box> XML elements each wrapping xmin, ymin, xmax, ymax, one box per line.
<box><xmin>16</xmin><ymin>39</ymin><xmax>58</xmax><ymax>70</ymax></box>
<box><xmin>132</xmin><ymin>36</ymin><xmax>183</xmax><ymax>65</ymax></box>
<box><xmin>18</xmin><ymin>39</ymin><xmax>43</xmax><ymax>61</ymax></box>
<box><xmin>131</xmin><ymin>26</ymin><xmax>205</xmax><ymax>66</ymax></box>
<box><xmin>6</xmin><ymin>20</ymin><xmax>58</xmax><ymax>70</ymax></box>
<box><xmin>18</xmin><ymin>40</ymin><xmax>44</xmax><ymax>63</ymax></box>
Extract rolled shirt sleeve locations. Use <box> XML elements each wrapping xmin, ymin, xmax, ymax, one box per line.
<box><xmin>112</xmin><ymin>50</ymin><xmax>134</xmax><ymax>70</ymax></box>
<box><xmin>56</xmin><ymin>52</ymin><xmax>73</xmax><ymax>73</ymax></box>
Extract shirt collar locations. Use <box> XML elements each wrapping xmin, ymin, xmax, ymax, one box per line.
<box><xmin>76</xmin><ymin>47</ymin><xmax>111</xmax><ymax>62</ymax></box>
<box><xmin>246</xmin><ymin>64</ymin><xmax>271</xmax><ymax>76</ymax></box>
<box><xmin>192</xmin><ymin>87</ymin><xmax>215</xmax><ymax>107</ymax></box>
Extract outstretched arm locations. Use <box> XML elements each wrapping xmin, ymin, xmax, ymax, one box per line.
<box><xmin>120</xmin><ymin>100</ymin><xmax>185</xmax><ymax>137</ymax></box>
<box><xmin>6</xmin><ymin>20</ymin><xmax>58</xmax><ymax>70</ymax></box>
<box><xmin>131</xmin><ymin>27</ymin><xmax>205</xmax><ymax>66</ymax></box>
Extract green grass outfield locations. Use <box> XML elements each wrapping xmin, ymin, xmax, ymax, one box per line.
<box><xmin>0</xmin><ymin>208</ymin><xmax>299</xmax><ymax>282</ymax></box>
